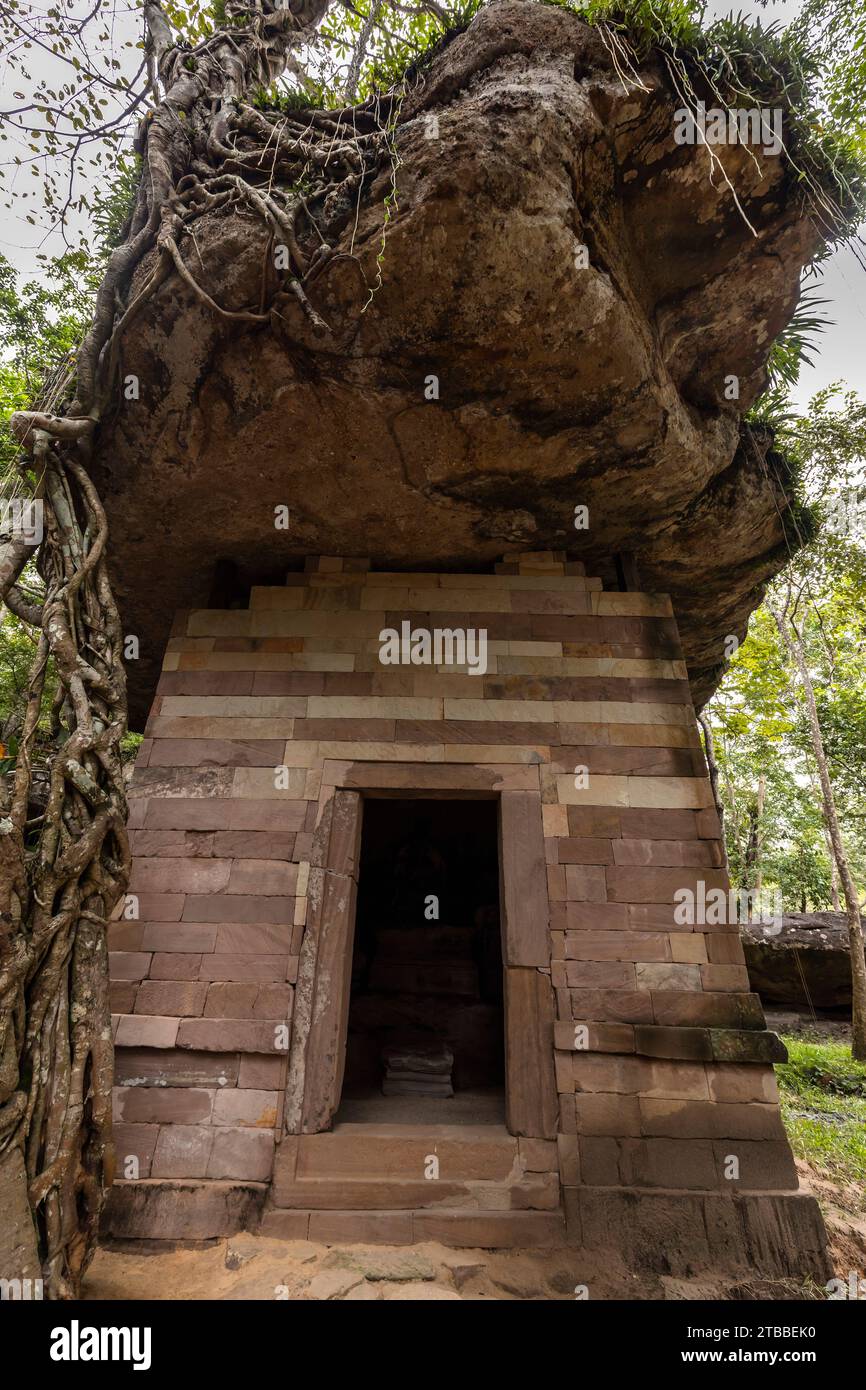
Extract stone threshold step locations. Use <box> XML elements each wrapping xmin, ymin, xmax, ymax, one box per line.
<box><xmin>259</xmin><ymin>1207</ymin><xmax>566</xmax><ymax>1247</ymax></box>
<box><xmin>285</xmin><ymin>1124</ymin><xmax>525</xmax><ymax>1183</ymax></box>
<box><xmin>271</xmin><ymin>1175</ymin><xmax>559</xmax><ymax>1211</ymax></box>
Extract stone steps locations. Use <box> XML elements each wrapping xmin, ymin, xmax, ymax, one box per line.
<box><xmin>271</xmin><ymin>1124</ymin><xmax>560</xmax><ymax>1211</ymax></box>
<box><xmin>259</xmin><ymin>1207</ymin><xmax>567</xmax><ymax>1247</ymax></box>
<box><xmin>294</xmin><ymin>1124</ymin><xmax>520</xmax><ymax>1181</ymax></box>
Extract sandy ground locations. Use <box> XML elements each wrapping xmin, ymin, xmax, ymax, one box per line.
<box><xmin>84</xmin><ymin>1161</ymin><xmax>865</xmax><ymax>1302</ymax></box>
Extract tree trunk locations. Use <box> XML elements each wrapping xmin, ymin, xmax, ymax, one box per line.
<box><xmin>771</xmin><ymin>601</ymin><xmax>866</xmax><ymax>1060</ymax></box>
<box><xmin>0</xmin><ymin>0</ymin><xmax>344</xmax><ymax>1297</ymax></box>
<box><xmin>697</xmin><ymin>709</ymin><xmax>729</xmax><ymax>874</ymax></box>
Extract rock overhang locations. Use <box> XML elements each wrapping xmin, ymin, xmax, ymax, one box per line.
<box><xmin>91</xmin><ymin>1</ymin><xmax>841</xmax><ymax>728</ymax></box>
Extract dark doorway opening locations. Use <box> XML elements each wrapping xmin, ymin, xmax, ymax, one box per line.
<box><xmin>336</xmin><ymin>797</ymin><xmax>505</xmax><ymax>1125</ymax></box>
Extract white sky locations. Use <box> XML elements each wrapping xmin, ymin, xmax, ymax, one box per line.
<box><xmin>0</xmin><ymin>0</ymin><xmax>863</xmax><ymax>408</ymax></box>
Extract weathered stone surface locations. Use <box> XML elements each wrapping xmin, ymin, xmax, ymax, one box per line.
<box><xmin>742</xmin><ymin>912</ymin><xmax>866</xmax><ymax>1009</ymax></box>
<box><xmin>93</xmin><ymin>1</ymin><xmax>828</xmax><ymax>727</ymax></box>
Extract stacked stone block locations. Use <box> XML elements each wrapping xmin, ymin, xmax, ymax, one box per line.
<box><xmin>107</xmin><ymin>551</ymin><xmax>813</xmax><ymax>1259</ymax></box>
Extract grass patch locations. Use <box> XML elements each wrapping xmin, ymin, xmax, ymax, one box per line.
<box><xmin>777</xmin><ymin>1035</ymin><xmax>866</xmax><ymax>1200</ymax></box>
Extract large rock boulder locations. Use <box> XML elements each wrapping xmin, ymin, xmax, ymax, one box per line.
<box><xmin>92</xmin><ymin>1</ymin><xmax>835</xmax><ymax>727</ymax></box>
<box><xmin>742</xmin><ymin>913</ymin><xmax>864</xmax><ymax>1011</ymax></box>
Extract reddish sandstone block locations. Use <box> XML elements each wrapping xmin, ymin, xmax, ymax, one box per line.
<box><xmin>707</xmin><ymin>1065</ymin><xmax>779</xmax><ymax>1105</ymax></box>
<box><xmin>700</xmin><ymin>964</ymin><xmax>751</xmax><ymax>992</ymax></box>
<box><xmin>574</xmin><ymin>1093</ymin><xmax>641</xmax><ymax>1137</ymax></box>
<box><xmin>204</xmin><ymin>983</ymin><xmax>258</xmax><ymax>1017</ymax></box>
<box><xmin>622</xmin><ymin>1137</ymin><xmax>718</xmax><ymax>1190</ymax></box>
<box><xmin>564</xmin><ymin>930</ymin><xmax>669</xmax><ymax>962</ymax></box>
<box><xmin>652</xmin><ymin>991</ymin><xmax>764</xmax><ymax>1029</ymax></box>
<box><xmin>130</xmin><ymin>829</ymin><xmax>215</xmax><ymax>857</ymax></box>
<box><xmin>214</xmin><ymin>925</ymin><xmax>292</xmax><ymax>954</ymax></box>
<box><xmin>618</xmin><ymin>808</ymin><xmax>698</xmax><ymax>840</ymax></box>
<box><xmin>176</xmin><ymin>1018</ymin><xmax>284</xmax><ymax>1052</ymax></box>
<box><xmin>149</xmin><ymin>953</ymin><xmax>203</xmax><ymax>980</ymax></box>
<box><xmin>566</xmin><ymin>806</ymin><xmax>621</xmax><ymax>837</ymax></box>
<box><xmin>568</xmin><ymin>989</ymin><xmax>654</xmax><ymax>1024</ymax></box>
<box><xmin>562</xmin><ymin>1021</ymin><xmax>635</xmax><ymax>1056</ymax></box>
<box><xmin>127</xmin><ymin>895</ymin><xmax>182</xmax><ymax>928</ymax></box>
<box><xmin>109</xmin><ymin>952</ymin><xmax>153</xmax><ymax>981</ymax></box>
<box><xmin>565</xmin><ymin>961</ymin><xmax>636</xmax><ymax>989</ymax></box>
<box><xmin>108</xmin><ymin>922</ymin><xmax>145</xmax><ymax>951</ymax></box>
<box><xmin>612</xmin><ymin>838</ymin><xmax>719</xmax><ymax>867</ymax></box>
<box><xmin>113</xmin><ymin>1123</ymin><xmax>158</xmax><ymax>1177</ymax></box>
<box><xmin>141</xmin><ymin>924</ymin><xmax>217</xmax><ymax>952</ymax></box>
<box><xmin>606</xmin><ymin>866</ymin><xmax>727</xmax><ymax>903</ymax></box>
<box><xmin>114</xmin><ymin>1048</ymin><xmax>239</xmax><ymax>1088</ymax></box>
<box><xmin>238</xmin><ymin>1055</ymin><xmax>284</xmax><ymax>1088</ymax></box>
<box><xmin>564</xmin><ymin>865</ymin><xmax>607</xmax><ymax>902</ymax></box>
<box><xmin>117</xmin><ymin>1087</ymin><xmax>214</xmax><ymax>1125</ymax></box>
<box><xmin>115</xmin><ymin>1014</ymin><xmax>179</xmax><ymax>1048</ymax></box>
<box><xmin>227</xmin><ymin>859</ymin><xmax>299</xmax><ymax>895</ymax></box>
<box><xmin>182</xmin><ymin>896</ymin><xmax>294</xmax><ymax>925</ymax></box>
<box><xmin>157</xmin><ymin>671</ymin><xmax>254</xmax><ymax>697</ymax></box>
<box><xmin>574</xmin><ymin>1053</ymin><xmax>709</xmax><ymax>1100</ymax></box>
<box><xmin>711</xmin><ymin>1139</ymin><xmax>798</xmax><ymax>1190</ymax></box>
<box><xmin>110</xmin><ymin>981</ymin><xmax>138</xmax><ymax>1014</ymax></box>
<box><xmin>207</xmin><ymin>1126</ymin><xmax>274</xmax><ymax>1181</ymax></box>
<box><xmin>254</xmin><ymin>984</ymin><xmax>292</xmax><ymax>1018</ymax></box>
<box><xmin>560</xmin><ymin>903</ymin><xmax>629</xmax><ymax>931</ymax></box>
<box><xmin>639</xmin><ymin>1098</ymin><xmax>785</xmax><ymax>1141</ymax></box>
<box><xmin>212</xmin><ymin>831</ymin><xmax>296</xmax><ymax>859</ymax></box>
<box><xmin>149</xmin><ymin>738</ymin><xmax>285</xmax><ymax>767</ymax></box>
<box><xmin>198</xmin><ymin>954</ymin><xmax>289</xmax><ymax>982</ymax></box>
<box><xmin>151</xmin><ymin>1125</ymin><xmax>214</xmax><ymax>1179</ymax></box>
<box><xmin>706</xmin><ymin>934</ymin><xmax>746</xmax><ymax>965</ymax></box>
<box><xmin>131</xmin><ymin>858</ymin><xmax>231</xmax><ymax>894</ymax></box>
<box><xmin>134</xmin><ymin>980</ymin><xmax>208</xmax><ymax>1017</ymax></box>
<box><xmin>213</xmin><ymin>1089</ymin><xmax>279</xmax><ymax>1128</ymax></box>
<box><xmin>557</xmin><ymin>838</ymin><xmax>614</xmax><ymax>865</ymax></box>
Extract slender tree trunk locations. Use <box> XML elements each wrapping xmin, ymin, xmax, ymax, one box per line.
<box><xmin>771</xmin><ymin>602</ymin><xmax>866</xmax><ymax>1059</ymax></box>
<box><xmin>697</xmin><ymin>709</ymin><xmax>729</xmax><ymax>874</ymax></box>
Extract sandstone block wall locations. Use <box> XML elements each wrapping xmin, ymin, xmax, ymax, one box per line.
<box><xmin>109</xmin><ymin>552</ymin><xmax>796</xmax><ymax>1205</ymax></box>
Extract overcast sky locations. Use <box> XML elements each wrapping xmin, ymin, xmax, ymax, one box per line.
<box><xmin>1</xmin><ymin>0</ymin><xmax>863</xmax><ymax>409</ymax></box>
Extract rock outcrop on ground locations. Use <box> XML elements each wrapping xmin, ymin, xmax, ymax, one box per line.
<box><xmin>743</xmin><ymin>913</ymin><xmax>864</xmax><ymax>1010</ymax></box>
<box><xmin>92</xmin><ymin>1</ymin><xmax>832</xmax><ymax>727</ymax></box>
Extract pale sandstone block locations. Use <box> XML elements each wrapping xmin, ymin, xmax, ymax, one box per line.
<box><xmin>364</xmin><ymin>571</ymin><xmax>443</xmax><ymax>586</ymax></box>
<box><xmin>556</xmin><ymin>775</ymin><xmax>630</xmax><ymax>807</ymax></box>
<box><xmin>505</xmin><ymin>641</ymin><xmax>563</xmax><ymax>656</ymax></box>
<box><xmin>407</xmin><ymin>587</ymin><xmax>513</xmax><ymax>612</ymax></box>
<box><xmin>162</xmin><ymin>652</ymin><xmax>180</xmax><ymax>671</ymax></box>
<box><xmin>444</xmin><ymin>744</ymin><xmax>549</xmax><ymax>764</ymax></box>
<box><xmin>635</xmin><ymin>962</ymin><xmax>702</xmax><ymax>991</ymax></box>
<box><xmin>625</xmin><ymin>777</ymin><xmax>711</xmax><ymax>810</ymax></box>
<box><xmin>232</xmin><ymin>767</ymin><xmax>307</xmax><ymax>799</ymax></box>
<box><xmin>159</xmin><ymin>697</ymin><xmax>307</xmax><ymax>718</ymax></box>
<box><xmin>185</xmin><ymin>653</ymin><xmax>354</xmax><ymax>672</ymax></box>
<box><xmin>670</xmin><ymin>935</ymin><xmax>709</xmax><ymax>963</ymax></box>
<box><xmin>167</xmin><ymin>637</ymin><xmax>215</xmax><ymax>652</ymax></box>
<box><xmin>187</xmin><ymin>611</ymin><xmax>254</xmax><ymax>637</ymax></box>
<box><xmin>555</xmin><ymin>701</ymin><xmax>691</xmax><ymax>726</ymax></box>
<box><xmin>149</xmin><ymin>717</ymin><xmax>299</xmax><ymax>739</ymax></box>
<box><xmin>591</xmin><ymin>593</ymin><xmax>673</xmax><ymax>617</ymax></box>
<box><xmin>306</xmin><ymin>697</ymin><xmax>442</xmax><ymax>721</ymax></box>
<box><xmin>316</xmin><ymin>742</ymin><xmax>445</xmax><ymax>761</ymax></box>
<box><xmin>605</xmin><ymin>723</ymin><xmax>695</xmax><ymax>748</ymax></box>
<box><xmin>542</xmin><ymin>804</ymin><xmax>570</xmax><ymax>837</ymax></box>
<box><xmin>279</xmin><ymin>742</ymin><xmax>323</xmax><ymax>767</ymax></box>
<box><xmin>360</xmin><ymin>587</ymin><xmax>408</xmax><ymax>608</ymax></box>
<box><xmin>247</xmin><ymin>611</ymin><xmax>383</xmax><ymax>638</ymax></box>
<box><xmin>443</xmin><ymin>699</ymin><xmax>556</xmax><ymax>723</ymax></box>
<box><xmin>248</xmin><ymin>587</ymin><xmax>305</xmax><ymax>610</ymax></box>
